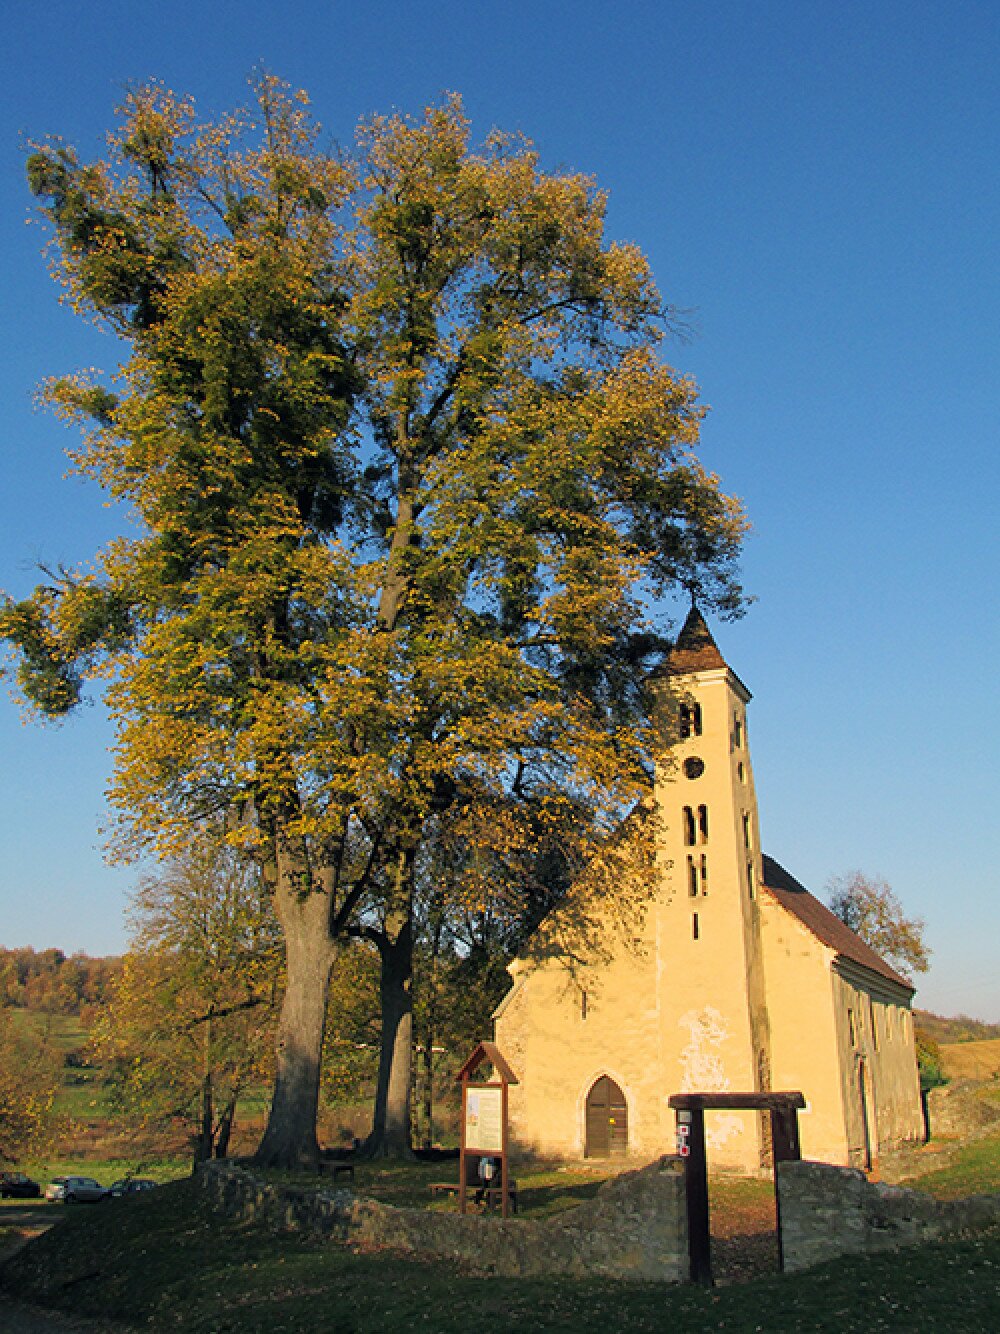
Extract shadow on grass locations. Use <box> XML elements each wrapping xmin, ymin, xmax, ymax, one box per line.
<box><xmin>4</xmin><ymin>1175</ymin><xmax>1000</xmax><ymax>1332</ymax></box>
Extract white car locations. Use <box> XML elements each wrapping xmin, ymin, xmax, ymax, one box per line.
<box><xmin>44</xmin><ymin>1175</ymin><xmax>107</xmax><ymax>1203</ymax></box>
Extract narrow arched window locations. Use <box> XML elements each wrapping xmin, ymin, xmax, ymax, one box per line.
<box><xmin>700</xmin><ymin>854</ymin><xmax>708</xmax><ymax>892</ymax></box>
<box><xmin>742</xmin><ymin>812</ymin><xmax>752</xmax><ymax>850</ymax></box>
<box><xmin>687</xmin><ymin>856</ymin><xmax>698</xmax><ymax>896</ymax></box>
<box><xmin>683</xmin><ymin>806</ymin><xmax>696</xmax><ymax>845</ymax></box>
<box><xmin>698</xmin><ymin>805</ymin><xmax>709</xmax><ymax>842</ymax></box>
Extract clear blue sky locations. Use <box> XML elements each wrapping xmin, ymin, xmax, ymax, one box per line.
<box><xmin>1</xmin><ymin>1</ymin><xmax>997</xmax><ymax>1018</ymax></box>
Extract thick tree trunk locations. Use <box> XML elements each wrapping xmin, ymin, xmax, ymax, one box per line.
<box><xmin>365</xmin><ymin>924</ymin><xmax>414</xmax><ymax>1157</ymax></box>
<box><xmin>254</xmin><ymin>886</ymin><xmax>336</xmax><ymax>1168</ymax></box>
<box><xmin>365</xmin><ymin>848</ymin><xmax>415</xmax><ymax>1158</ymax></box>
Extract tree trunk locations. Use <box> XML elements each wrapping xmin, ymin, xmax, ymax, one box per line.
<box><xmin>420</xmin><ymin>1034</ymin><xmax>434</xmax><ymax>1152</ymax></box>
<box><xmin>214</xmin><ymin>1094</ymin><xmax>237</xmax><ymax>1159</ymax></box>
<box><xmin>419</xmin><ymin>905</ymin><xmax>444</xmax><ymax>1151</ymax></box>
<box><xmin>193</xmin><ymin>1016</ymin><xmax>214</xmax><ymax>1166</ymax></box>
<box><xmin>254</xmin><ymin>885</ymin><xmax>336</xmax><ymax>1168</ymax></box>
<box><xmin>364</xmin><ymin>850</ymin><xmax>415</xmax><ymax>1158</ymax></box>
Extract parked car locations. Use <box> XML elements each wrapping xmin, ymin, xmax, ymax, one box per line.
<box><xmin>0</xmin><ymin>1171</ymin><xmax>41</xmax><ymax>1199</ymax></box>
<box><xmin>108</xmin><ymin>1178</ymin><xmax>158</xmax><ymax>1198</ymax></box>
<box><xmin>44</xmin><ymin>1176</ymin><xmax>106</xmax><ymax>1203</ymax></box>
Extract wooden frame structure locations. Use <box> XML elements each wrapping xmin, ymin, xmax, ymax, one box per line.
<box><xmin>668</xmin><ymin>1091</ymin><xmax>806</xmax><ymax>1286</ymax></box>
<box><xmin>455</xmin><ymin>1041</ymin><xmax>518</xmax><ymax>1218</ymax></box>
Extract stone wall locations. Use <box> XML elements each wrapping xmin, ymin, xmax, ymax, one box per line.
<box><xmin>777</xmin><ymin>1160</ymin><xmax>1000</xmax><ymax>1272</ymax></box>
<box><xmin>926</xmin><ymin>1081</ymin><xmax>1000</xmax><ymax>1139</ymax></box>
<box><xmin>197</xmin><ymin>1155</ymin><xmax>688</xmax><ymax>1284</ymax></box>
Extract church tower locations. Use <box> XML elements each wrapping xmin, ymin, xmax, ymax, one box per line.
<box><xmin>653</xmin><ymin>605</ymin><xmax>773</xmax><ymax>1168</ymax></box>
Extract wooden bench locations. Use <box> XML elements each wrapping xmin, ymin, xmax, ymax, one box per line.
<box><xmin>429</xmin><ymin>1181</ymin><xmax>518</xmax><ymax>1213</ymax></box>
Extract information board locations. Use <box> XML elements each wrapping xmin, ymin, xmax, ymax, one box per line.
<box><xmin>464</xmin><ymin>1086</ymin><xmax>503</xmax><ymax>1153</ymax></box>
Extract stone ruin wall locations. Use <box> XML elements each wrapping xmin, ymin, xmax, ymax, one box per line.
<box><xmin>197</xmin><ymin>1155</ymin><xmax>688</xmax><ymax>1284</ymax></box>
<box><xmin>778</xmin><ymin>1159</ymin><xmax>1000</xmax><ymax>1272</ymax></box>
<box><xmin>198</xmin><ymin>1153</ymin><xmax>1000</xmax><ymax>1284</ymax></box>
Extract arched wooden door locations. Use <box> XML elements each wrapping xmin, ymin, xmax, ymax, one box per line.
<box><xmin>585</xmin><ymin>1076</ymin><xmax>628</xmax><ymax>1157</ymax></box>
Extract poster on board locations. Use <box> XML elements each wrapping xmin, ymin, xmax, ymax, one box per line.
<box><xmin>464</xmin><ymin>1086</ymin><xmax>503</xmax><ymax>1153</ymax></box>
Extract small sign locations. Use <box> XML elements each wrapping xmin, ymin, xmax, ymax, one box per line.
<box><xmin>679</xmin><ymin>1144</ymin><xmax>691</xmax><ymax>1157</ymax></box>
<box><xmin>677</xmin><ymin>1123</ymin><xmax>690</xmax><ymax>1137</ymax></box>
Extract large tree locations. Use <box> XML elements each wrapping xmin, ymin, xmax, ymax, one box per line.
<box><xmin>2</xmin><ymin>80</ymin><xmax>747</xmax><ymax>1165</ymax></box>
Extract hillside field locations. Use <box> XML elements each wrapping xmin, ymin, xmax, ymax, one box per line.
<box><xmin>939</xmin><ymin>1038</ymin><xmax>1000</xmax><ymax>1082</ymax></box>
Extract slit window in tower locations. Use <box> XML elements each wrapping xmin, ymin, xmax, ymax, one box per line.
<box><xmin>692</xmin><ymin>912</ymin><xmax>700</xmax><ymax>940</ymax></box>
<box><xmin>683</xmin><ymin>806</ymin><xmax>696</xmax><ymax>846</ymax></box>
<box><xmin>698</xmin><ymin>804</ymin><xmax>709</xmax><ymax>841</ymax></box>
<box><xmin>734</xmin><ymin>714</ymin><xmax>743</xmax><ymax>748</ymax></box>
<box><xmin>742</xmin><ymin>812</ymin><xmax>753</xmax><ymax>850</ymax></box>
<box><xmin>700</xmin><ymin>854</ymin><xmax>708</xmax><ymax>893</ymax></box>
<box><xmin>581</xmin><ymin>989</ymin><xmax>588</xmax><ymax>1021</ymax></box>
<box><xmin>747</xmin><ymin>860</ymin><xmax>755</xmax><ymax>898</ymax></box>
<box><xmin>687</xmin><ymin>856</ymin><xmax>698</xmax><ymax>896</ymax></box>
<box><xmin>679</xmin><ymin>701</ymin><xmax>703</xmax><ymax>739</ymax></box>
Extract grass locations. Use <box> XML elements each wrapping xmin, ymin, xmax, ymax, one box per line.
<box><xmin>2</xmin><ymin>1174</ymin><xmax>1000</xmax><ymax>1332</ymax></box>
<box><xmin>902</xmin><ymin>1132</ymin><xmax>1000</xmax><ymax>1201</ymax></box>
<box><xmin>940</xmin><ymin>1038</ymin><xmax>1000</xmax><ymax>1081</ymax></box>
<box><xmin>4</xmin><ymin>1134</ymin><xmax>1000</xmax><ymax>1331</ymax></box>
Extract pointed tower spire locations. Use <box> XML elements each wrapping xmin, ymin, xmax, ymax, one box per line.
<box><xmin>662</xmin><ymin>604</ymin><xmax>728</xmax><ymax>675</ymax></box>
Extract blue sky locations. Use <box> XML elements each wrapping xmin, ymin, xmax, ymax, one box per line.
<box><xmin>1</xmin><ymin>1</ymin><xmax>997</xmax><ymax>1018</ymax></box>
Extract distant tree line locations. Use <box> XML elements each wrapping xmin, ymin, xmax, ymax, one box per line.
<box><xmin>0</xmin><ymin>946</ymin><xmax>122</xmax><ymax>1021</ymax></box>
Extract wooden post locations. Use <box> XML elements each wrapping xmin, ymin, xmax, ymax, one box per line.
<box><xmin>769</xmin><ymin>1102</ymin><xmax>802</xmax><ymax>1273</ymax></box>
<box><xmin>676</xmin><ymin>1107</ymin><xmax>713</xmax><ymax>1286</ymax></box>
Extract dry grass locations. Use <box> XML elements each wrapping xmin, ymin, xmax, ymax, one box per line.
<box><xmin>939</xmin><ymin>1037</ymin><xmax>1000</xmax><ymax>1081</ymax></box>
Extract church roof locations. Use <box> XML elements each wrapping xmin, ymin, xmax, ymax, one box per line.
<box><xmin>658</xmin><ymin>605</ymin><xmax>728</xmax><ymax>676</ymax></box>
<box><xmin>761</xmin><ymin>855</ymin><xmax>915</xmax><ymax>994</ymax></box>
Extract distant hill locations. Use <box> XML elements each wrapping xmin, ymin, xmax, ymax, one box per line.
<box><xmin>914</xmin><ymin>1009</ymin><xmax>1000</xmax><ymax>1045</ymax></box>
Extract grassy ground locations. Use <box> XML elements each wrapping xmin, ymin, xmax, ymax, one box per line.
<box><xmin>2</xmin><ymin>1175</ymin><xmax>1000</xmax><ymax>1332</ymax></box>
<box><xmin>898</xmin><ymin>1132</ymin><xmax>1000</xmax><ymax>1200</ymax></box>
<box><xmin>3</xmin><ymin>1134</ymin><xmax>1000</xmax><ymax>1331</ymax></box>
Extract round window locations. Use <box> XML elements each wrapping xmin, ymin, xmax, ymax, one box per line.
<box><xmin>684</xmin><ymin>757</ymin><xmax>705</xmax><ymax>779</ymax></box>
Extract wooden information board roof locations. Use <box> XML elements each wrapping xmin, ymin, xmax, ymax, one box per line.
<box><xmin>455</xmin><ymin>1040</ymin><xmax>519</xmax><ymax>1085</ymax></box>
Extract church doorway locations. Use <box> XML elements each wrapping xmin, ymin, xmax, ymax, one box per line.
<box><xmin>585</xmin><ymin>1076</ymin><xmax>628</xmax><ymax>1157</ymax></box>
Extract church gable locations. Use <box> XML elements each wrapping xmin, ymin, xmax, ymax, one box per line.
<box><xmin>761</xmin><ymin>855</ymin><xmax>914</xmax><ymax>995</ymax></box>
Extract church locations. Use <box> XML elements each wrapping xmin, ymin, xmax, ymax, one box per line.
<box><xmin>493</xmin><ymin>608</ymin><xmax>923</xmax><ymax>1172</ymax></box>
